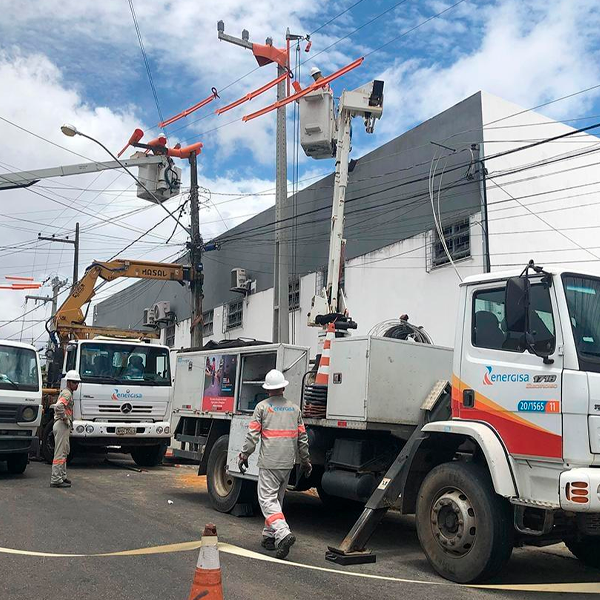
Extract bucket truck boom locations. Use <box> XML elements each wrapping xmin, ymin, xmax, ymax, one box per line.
<box><xmin>301</xmin><ymin>80</ymin><xmax>384</xmax><ymax>331</ymax></box>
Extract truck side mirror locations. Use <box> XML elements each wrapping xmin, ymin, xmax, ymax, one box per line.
<box><xmin>504</xmin><ymin>276</ymin><xmax>529</xmax><ymax>333</ymax></box>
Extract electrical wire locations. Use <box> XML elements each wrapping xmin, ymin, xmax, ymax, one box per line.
<box><xmin>127</xmin><ymin>0</ymin><xmax>165</xmax><ymax>125</ymax></box>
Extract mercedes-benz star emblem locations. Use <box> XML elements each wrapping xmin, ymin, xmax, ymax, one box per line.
<box><xmin>120</xmin><ymin>403</ymin><xmax>133</xmax><ymax>414</ymax></box>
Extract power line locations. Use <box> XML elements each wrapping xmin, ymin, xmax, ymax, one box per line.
<box><xmin>309</xmin><ymin>0</ymin><xmax>367</xmax><ymax>35</ymax></box>
<box><xmin>127</xmin><ymin>0</ymin><xmax>165</xmax><ymax>125</ymax></box>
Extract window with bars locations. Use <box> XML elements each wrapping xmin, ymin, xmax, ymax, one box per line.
<box><xmin>432</xmin><ymin>218</ymin><xmax>471</xmax><ymax>267</ymax></box>
<box><xmin>226</xmin><ymin>300</ymin><xmax>243</xmax><ymax>330</ymax></box>
<box><xmin>165</xmin><ymin>322</ymin><xmax>175</xmax><ymax>348</ymax></box>
<box><xmin>289</xmin><ymin>276</ymin><xmax>300</xmax><ymax>311</ymax></box>
<box><xmin>203</xmin><ymin>309</ymin><xmax>214</xmax><ymax>337</ymax></box>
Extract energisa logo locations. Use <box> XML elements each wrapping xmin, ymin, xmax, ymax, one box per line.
<box><xmin>483</xmin><ymin>366</ymin><xmax>530</xmax><ymax>385</ymax></box>
<box><xmin>111</xmin><ymin>388</ymin><xmax>143</xmax><ymax>400</ymax></box>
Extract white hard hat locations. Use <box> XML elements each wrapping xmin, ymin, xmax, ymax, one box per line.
<box><xmin>65</xmin><ymin>370</ymin><xmax>81</xmax><ymax>382</ymax></box>
<box><xmin>310</xmin><ymin>66</ymin><xmax>322</xmax><ymax>76</ymax></box>
<box><xmin>262</xmin><ymin>369</ymin><xmax>289</xmax><ymax>390</ymax></box>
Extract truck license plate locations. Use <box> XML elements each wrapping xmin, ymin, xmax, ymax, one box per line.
<box><xmin>116</xmin><ymin>427</ymin><xmax>136</xmax><ymax>435</ymax></box>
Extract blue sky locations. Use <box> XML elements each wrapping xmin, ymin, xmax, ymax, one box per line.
<box><xmin>0</xmin><ymin>0</ymin><xmax>599</xmax><ymax>340</ymax></box>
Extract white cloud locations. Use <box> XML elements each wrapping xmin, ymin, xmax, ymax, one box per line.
<box><xmin>373</xmin><ymin>0</ymin><xmax>600</xmax><ymax>142</ymax></box>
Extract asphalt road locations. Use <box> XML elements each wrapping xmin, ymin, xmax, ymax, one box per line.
<box><xmin>0</xmin><ymin>455</ymin><xmax>598</xmax><ymax>600</ymax></box>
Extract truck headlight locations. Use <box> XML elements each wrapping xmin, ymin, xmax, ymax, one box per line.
<box><xmin>85</xmin><ymin>425</ymin><xmax>94</xmax><ymax>433</ymax></box>
<box><xmin>156</xmin><ymin>426</ymin><xmax>164</xmax><ymax>434</ymax></box>
<box><xmin>20</xmin><ymin>406</ymin><xmax>38</xmax><ymax>422</ymax></box>
<box><xmin>76</xmin><ymin>425</ymin><xmax>85</xmax><ymax>433</ymax></box>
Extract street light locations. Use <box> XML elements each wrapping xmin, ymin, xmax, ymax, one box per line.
<box><xmin>59</xmin><ymin>124</ymin><xmax>190</xmax><ymax>235</ymax></box>
<box><xmin>60</xmin><ymin>124</ymin><xmax>78</xmax><ymax>137</ymax></box>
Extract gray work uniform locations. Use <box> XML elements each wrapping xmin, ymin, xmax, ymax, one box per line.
<box><xmin>50</xmin><ymin>388</ymin><xmax>73</xmax><ymax>485</ymax></box>
<box><xmin>242</xmin><ymin>395</ymin><xmax>310</xmax><ymax>543</ymax></box>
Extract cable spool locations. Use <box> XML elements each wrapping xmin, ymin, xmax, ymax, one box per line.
<box><xmin>369</xmin><ymin>315</ymin><xmax>433</xmax><ymax>344</ymax></box>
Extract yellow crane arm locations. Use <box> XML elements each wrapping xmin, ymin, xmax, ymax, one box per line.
<box><xmin>54</xmin><ymin>259</ymin><xmax>192</xmax><ymax>339</ymax></box>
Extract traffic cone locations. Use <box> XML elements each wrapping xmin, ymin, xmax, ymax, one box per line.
<box><xmin>314</xmin><ymin>322</ymin><xmax>335</xmax><ymax>386</ymax></box>
<box><xmin>188</xmin><ymin>524</ymin><xmax>224</xmax><ymax>600</ymax></box>
<box><xmin>303</xmin><ymin>323</ymin><xmax>335</xmax><ymax>419</ymax></box>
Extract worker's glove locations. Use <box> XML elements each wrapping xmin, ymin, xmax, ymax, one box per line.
<box><xmin>238</xmin><ymin>453</ymin><xmax>249</xmax><ymax>474</ymax></box>
<box><xmin>301</xmin><ymin>461</ymin><xmax>312</xmax><ymax>478</ymax></box>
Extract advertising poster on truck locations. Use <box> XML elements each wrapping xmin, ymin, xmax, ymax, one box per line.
<box><xmin>202</xmin><ymin>354</ymin><xmax>237</xmax><ymax>412</ymax></box>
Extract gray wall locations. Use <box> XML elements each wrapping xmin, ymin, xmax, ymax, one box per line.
<box><xmin>94</xmin><ymin>92</ymin><xmax>484</xmax><ymax>330</ymax></box>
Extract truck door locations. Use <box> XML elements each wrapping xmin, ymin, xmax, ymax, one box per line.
<box><xmin>457</xmin><ymin>278</ymin><xmax>563</xmax><ymax>461</ymax></box>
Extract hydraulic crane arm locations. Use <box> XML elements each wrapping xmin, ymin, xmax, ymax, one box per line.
<box><xmin>53</xmin><ymin>259</ymin><xmax>192</xmax><ymax>340</ymax></box>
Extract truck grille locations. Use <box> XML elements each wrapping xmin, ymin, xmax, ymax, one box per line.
<box><xmin>0</xmin><ymin>404</ymin><xmax>19</xmax><ymax>423</ymax></box>
<box><xmin>98</xmin><ymin>404</ymin><xmax>155</xmax><ymax>414</ymax></box>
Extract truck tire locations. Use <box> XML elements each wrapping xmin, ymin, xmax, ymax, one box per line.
<box><xmin>207</xmin><ymin>434</ymin><xmax>255</xmax><ymax>513</ymax></box>
<box><xmin>41</xmin><ymin>421</ymin><xmax>76</xmax><ymax>465</ymax></box>
<box><xmin>131</xmin><ymin>443</ymin><xmax>167</xmax><ymax>467</ymax></box>
<box><xmin>415</xmin><ymin>462</ymin><xmax>513</xmax><ymax>583</ymax></box>
<box><xmin>565</xmin><ymin>537</ymin><xmax>600</xmax><ymax>569</ymax></box>
<box><xmin>6</xmin><ymin>453</ymin><xmax>28</xmax><ymax>474</ymax></box>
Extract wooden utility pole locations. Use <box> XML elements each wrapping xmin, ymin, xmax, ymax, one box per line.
<box><xmin>188</xmin><ymin>151</ymin><xmax>204</xmax><ymax>349</ymax></box>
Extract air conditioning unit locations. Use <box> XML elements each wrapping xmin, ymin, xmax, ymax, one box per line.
<box><xmin>143</xmin><ymin>307</ymin><xmax>156</xmax><ymax>328</ymax></box>
<box><xmin>152</xmin><ymin>301</ymin><xmax>171</xmax><ymax>323</ymax></box>
<box><xmin>230</xmin><ymin>268</ymin><xmax>248</xmax><ymax>293</ymax></box>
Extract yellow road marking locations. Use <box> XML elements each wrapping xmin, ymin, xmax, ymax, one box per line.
<box><xmin>0</xmin><ymin>540</ymin><xmax>598</xmax><ymax>594</ymax></box>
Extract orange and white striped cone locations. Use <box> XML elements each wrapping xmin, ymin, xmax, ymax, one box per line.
<box><xmin>314</xmin><ymin>322</ymin><xmax>335</xmax><ymax>386</ymax></box>
<box><xmin>188</xmin><ymin>524</ymin><xmax>224</xmax><ymax>600</ymax></box>
<box><xmin>303</xmin><ymin>323</ymin><xmax>335</xmax><ymax>418</ymax></box>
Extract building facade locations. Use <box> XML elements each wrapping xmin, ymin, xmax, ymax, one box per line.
<box><xmin>93</xmin><ymin>91</ymin><xmax>600</xmax><ymax>352</ymax></box>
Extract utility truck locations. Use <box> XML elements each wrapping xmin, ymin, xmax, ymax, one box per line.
<box><xmin>40</xmin><ymin>258</ymin><xmax>192</xmax><ymax>466</ymax></box>
<box><xmin>169</xmin><ymin>73</ymin><xmax>600</xmax><ymax>583</ymax></box>
<box><xmin>0</xmin><ymin>341</ymin><xmax>42</xmax><ymax>474</ymax></box>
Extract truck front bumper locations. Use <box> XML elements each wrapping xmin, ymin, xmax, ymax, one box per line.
<box><xmin>71</xmin><ymin>420</ymin><xmax>171</xmax><ymax>439</ymax></box>
<box><xmin>560</xmin><ymin>468</ymin><xmax>600</xmax><ymax>512</ymax></box>
<box><xmin>0</xmin><ymin>431</ymin><xmax>36</xmax><ymax>454</ymax></box>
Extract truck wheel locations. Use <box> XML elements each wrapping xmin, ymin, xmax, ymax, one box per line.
<box><xmin>207</xmin><ymin>434</ymin><xmax>255</xmax><ymax>513</ymax></box>
<box><xmin>131</xmin><ymin>443</ymin><xmax>167</xmax><ymax>467</ymax></box>
<box><xmin>41</xmin><ymin>421</ymin><xmax>76</xmax><ymax>465</ymax></box>
<box><xmin>416</xmin><ymin>462</ymin><xmax>513</xmax><ymax>583</ymax></box>
<box><xmin>6</xmin><ymin>453</ymin><xmax>28</xmax><ymax>474</ymax></box>
<box><xmin>565</xmin><ymin>537</ymin><xmax>600</xmax><ymax>569</ymax></box>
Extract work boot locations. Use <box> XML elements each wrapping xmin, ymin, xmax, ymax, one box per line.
<box><xmin>50</xmin><ymin>481</ymin><xmax>71</xmax><ymax>488</ymax></box>
<box><xmin>261</xmin><ymin>537</ymin><xmax>276</xmax><ymax>551</ymax></box>
<box><xmin>275</xmin><ymin>534</ymin><xmax>296</xmax><ymax>559</ymax></box>
<box><xmin>63</xmin><ymin>478</ymin><xmax>72</xmax><ymax>485</ymax></box>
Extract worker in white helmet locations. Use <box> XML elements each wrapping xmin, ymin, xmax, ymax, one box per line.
<box><xmin>49</xmin><ymin>370</ymin><xmax>80</xmax><ymax>488</ymax></box>
<box><xmin>239</xmin><ymin>369</ymin><xmax>311</xmax><ymax>559</ymax></box>
<box><xmin>310</xmin><ymin>65</ymin><xmax>331</xmax><ymax>91</ymax></box>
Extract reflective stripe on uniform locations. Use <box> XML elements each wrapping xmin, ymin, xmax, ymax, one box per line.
<box><xmin>298</xmin><ymin>424</ymin><xmax>306</xmax><ymax>433</ymax></box>
<box><xmin>265</xmin><ymin>512</ymin><xmax>285</xmax><ymax>526</ymax></box>
<box><xmin>261</xmin><ymin>429</ymin><xmax>298</xmax><ymax>439</ymax></box>
<box><xmin>52</xmin><ymin>458</ymin><xmax>66</xmax><ymax>465</ymax></box>
<box><xmin>249</xmin><ymin>421</ymin><xmax>261</xmax><ymax>431</ymax></box>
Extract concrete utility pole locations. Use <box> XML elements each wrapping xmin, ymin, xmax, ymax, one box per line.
<box><xmin>272</xmin><ymin>56</ymin><xmax>290</xmax><ymax>344</ymax></box>
<box><xmin>188</xmin><ymin>151</ymin><xmax>204</xmax><ymax>349</ymax></box>
<box><xmin>38</xmin><ymin>223</ymin><xmax>80</xmax><ymax>290</ymax></box>
<box><xmin>51</xmin><ymin>277</ymin><xmax>69</xmax><ymax>316</ymax></box>
<box><xmin>216</xmin><ymin>22</ymin><xmax>305</xmax><ymax>344</ymax></box>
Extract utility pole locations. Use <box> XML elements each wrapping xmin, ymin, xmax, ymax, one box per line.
<box><xmin>217</xmin><ymin>22</ymin><xmax>302</xmax><ymax>344</ymax></box>
<box><xmin>188</xmin><ymin>151</ymin><xmax>204</xmax><ymax>349</ymax></box>
<box><xmin>38</xmin><ymin>223</ymin><xmax>80</xmax><ymax>289</ymax></box>
<box><xmin>51</xmin><ymin>277</ymin><xmax>68</xmax><ymax>317</ymax></box>
<box><xmin>272</xmin><ymin>54</ymin><xmax>290</xmax><ymax>344</ymax></box>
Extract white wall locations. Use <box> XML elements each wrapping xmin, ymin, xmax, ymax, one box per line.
<box><xmin>481</xmin><ymin>92</ymin><xmax>600</xmax><ymax>276</ymax></box>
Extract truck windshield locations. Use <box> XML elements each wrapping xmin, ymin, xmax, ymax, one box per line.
<box><xmin>79</xmin><ymin>343</ymin><xmax>171</xmax><ymax>386</ymax></box>
<box><xmin>0</xmin><ymin>346</ymin><xmax>39</xmax><ymax>391</ymax></box>
<box><xmin>563</xmin><ymin>274</ymin><xmax>600</xmax><ymax>373</ymax></box>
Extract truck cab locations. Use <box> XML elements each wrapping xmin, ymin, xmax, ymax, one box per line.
<box><xmin>43</xmin><ymin>337</ymin><xmax>172</xmax><ymax>467</ymax></box>
<box><xmin>0</xmin><ymin>340</ymin><xmax>42</xmax><ymax>474</ymax></box>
